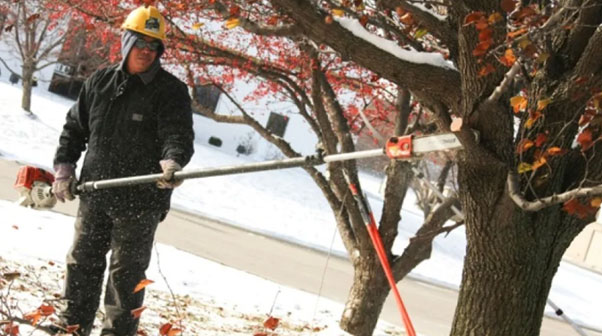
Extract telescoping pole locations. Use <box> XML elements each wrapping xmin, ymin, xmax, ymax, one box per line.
<box><xmin>77</xmin><ymin>149</ymin><xmax>385</xmax><ymax>192</ymax></box>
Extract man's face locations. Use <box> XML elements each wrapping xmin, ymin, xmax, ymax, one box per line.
<box><xmin>126</xmin><ymin>36</ymin><xmax>160</xmax><ymax>74</ymax></box>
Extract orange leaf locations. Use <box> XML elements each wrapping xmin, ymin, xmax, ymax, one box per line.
<box><xmin>167</xmin><ymin>328</ymin><xmax>182</xmax><ymax>336</ymax></box>
<box><xmin>400</xmin><ymin>13</ymin><xmax>414</xmax><ymax>25</ymax></box>
<box><xmin>131</xmin><ymin>306</ymin><xmax>146</xmax><ymax>319</ymax></box>
<box><xmin>24</xmin><ymin>311</ymin><xmax>41</xmax><ymax>326</ymax></box>
<box><xmin>546</xmin><ymin>147</ymin><xmax>565</xmax><ymax>156</ymax></box>
<box><xmin>253</xmin><ymin>333</ymin><xmax>268</xmax><ymax>336</ymax></box>
<box><xmin>577</xmin><ymin>128</ymin><xmax>593</xmax><ymax>151</ymax></box>
<box><xmin>507</xmin><ymin>28</ymin><xmax>527</xmax><ymax>39</ymax></box>
<box><xmin>532</xmin><ymin>156</ymin><xmax>547</xmax><ymax>170</ymax></box>
<box><xmin>160</xmin><ymin>323</ymin><xmax>173</xmax><ymax>336</ymax></box>
<box><xmin>534</xmin><ymin>133</ymin><xmax>547</xmax><ymax>147</ymax></box>
<box><xmin>514</xmin><ymin>6</ymin><xmax>538</xmax><ymax>20</ymax></box>
<box><xmin>332</xmin><ymin>9</ymin><xmax>345</xmax><ymax>17</ymax></box>
<box><xmin>510</xmin><ymin>95</ymin><xmax>527</xmax><ymax>113</ymax></box>
<box><xmin>500</xmin><ymin>0</ymin><xmax>517</xmax><ymax>12</ymax></box>
<box><xmin>517</xmin><ymin>139</ymin><xmax>534</xmax><ymax>153</ymax></box>
<box><xmin>225</xmin><ymin>18</ymin><xmax>240</xmax><ymax>29</ymax></box>
<box><xmin>499</xmin><ymin>49</ymin><xmax>516</xmax><ymax>67</ymax></box>
<box><xmin>464</xmin><ymin>11</ymin><xmax>485</xmax><ymax>26</ymax></box>
<box><xmin>488</xmin><ymin>12</ymin><xmax>503</xmax><ymax>24</ymax></box>
<box><xmin>478</xmin><ymin>63</ymin><xmax>496</xmax><ymax>77</ymax></box>
<box><xmin>263</xmin><ymin>316</ymin><xmax>280</xmax><ymax>330</ymax></box>
<box><xmin>324</xmin><ymin>15</ymin><xmax>333</xmax><ymax>24</ymax></box>
<box><xmin>591</xmin><ymin>197</ymin><xmax>602</xmax><ymax>208</ymax></box>
<box><xmin>536</xmin><ymin>98</ymin><xmax>551</xmax><ymax>111</ymax></box>
<box><xmin>133</xmin><ymin>279</ymin><xmax>154</xmax><ymax>293</ymax></box>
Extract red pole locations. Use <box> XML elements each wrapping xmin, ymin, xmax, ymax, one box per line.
<box><xmin>347</xmin><ymin>182</ymin><xmax>417</xmax><ymax>336</ymax></box>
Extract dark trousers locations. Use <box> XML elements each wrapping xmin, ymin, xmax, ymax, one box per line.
<box><xmin>61</xmin><ymin>200</ymin><xmax>161</xmax><ymax>336</ymax></box>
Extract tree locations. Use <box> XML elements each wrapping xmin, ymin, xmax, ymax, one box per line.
<box><xmin>55</xmin><ymin>1</ymin><xmax>464</xmax><ymax>335</ymax></box>
<box><xmin>235</xmin><ymin>1</ymin><xmax>600</xmax><ymax>335</ymax></box>
<box><xmin>56</xmin><ymin>0</ymin><xmax>602</xmax><ymax>335</ymax></box>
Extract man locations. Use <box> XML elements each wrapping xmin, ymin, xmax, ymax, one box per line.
<box><xmin>51</xmin><ymin>5</ymin><xmax>194</xmax><ymax>336</ymax></box>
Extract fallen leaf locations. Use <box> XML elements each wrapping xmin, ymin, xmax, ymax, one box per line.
<box><xmin>264</xmin><ymin>316</ymin><xmax>280</xmax><ymax>330</ymax></box>
<box><xmin>133</xmin><ymin>279</ymin><xmax>154</xmax><ymax>293</ymax></box>
<box><xmin>131</xmin><ymin>306</ymin><xmax>146</xmax><ymax>319</ymax></box>
<box><xmin>591</xmin><ymin>197</ymin><xmax>602</xmax><ymax>208</ymax></box>
<box><xmin>225</xmin><ymin>18</ymin><xmax>240</xmax><ymax>29</ymax></box>
<box><xmin>192</xmin><ymin>23</ymin><xmax>204</xmax><ymax>30</ymax></box>
<box><xmin>160</xmin><ymin>323</ymin><xmax>173</xmax><ymax>336</ymax></box>
<box><xmin>39</xmin><ymin>304</ymin><xmax>55</xmax><ymax>316</ymax></box>
<box><xmin>332</xmin><ymin>9</ymin><xmax>345</xmax><ymax>17</ymax></box>
<box><xmin>2</xmin><ymin>272</ymin><xmax>21</xmax><ymax>281</ymax></box>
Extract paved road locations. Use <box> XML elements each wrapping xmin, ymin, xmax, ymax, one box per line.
<box><xmin>1</xmin><ymin>158</ymin><xmax>599</xmax><ymax>336</ymax></box>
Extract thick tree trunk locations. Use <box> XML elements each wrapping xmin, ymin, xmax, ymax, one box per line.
<box><xmin>21</xmin><ymin>62</ymin><xmax>34</xmax><ymax>112</ymax></box>
<box><xmin>340</xmin><ymin>254</ymin><xmax>390</xmax><ymax>336</ymax></box>
<box><xmin>450</xmin><ymin>164</ymin><xmax>581</xmax><ymax>336</ymax></box>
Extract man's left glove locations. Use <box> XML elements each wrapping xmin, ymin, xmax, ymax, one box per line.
<box><xmin>157</xmin><ymin>159</ymin><xmax>183</xmax><ymax>189</ymax></box>
<box><xmin>53</xmin><ymin>163</ymin><xmax>76</xmax><ymax>202</ymax></box>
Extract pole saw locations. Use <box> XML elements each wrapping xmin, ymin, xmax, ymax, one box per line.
<box><xmin>13</xmin><ymin>132</ymin><xmax>465</xmax><ymax>336</ymax></box>
<box><xmin>15</xmin><ymin>132</ymin><xmax>464</xmax><ymax>209</ymax></box>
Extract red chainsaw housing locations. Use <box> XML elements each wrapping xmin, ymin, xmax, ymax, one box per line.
<box><xmin>385</xmin><ymin>135</ymin><xmax>413</xmax><ymax>159</ymax></box>
<box><xmin>14</xmin><ymin>166</ymin><xmax>55</xmax><ymax>191</ymax></box>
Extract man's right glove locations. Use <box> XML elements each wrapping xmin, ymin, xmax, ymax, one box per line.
<box><xmin>157</xmin><ymin>159</ymin><xmax>183</xmax><ymax>189</ymax></box>
<box><xmin>53</xmin><ymin>163</ymin><xmax>76</xmax><ymax>202</ymax></box>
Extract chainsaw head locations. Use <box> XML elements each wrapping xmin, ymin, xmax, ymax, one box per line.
<box><xmin>14</xmin><ymin>166</ymin><xmax>57</xmax><ymax>209</ymax></box>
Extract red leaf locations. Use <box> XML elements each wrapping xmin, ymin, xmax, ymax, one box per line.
<box><xmin>473</xmin><ymin>39</ymin><xmax>492</xmax><ymax>57</ymax></box>
<box><xmin>478</xmin><ymin>28</ymin><xmax>493</xmax><ymax>41</ymax></box>
<box><xmin>478</xmin><ymin>63</ymin><xmax>496</xmax><ymax>77</ymax></box>
<box><xmin>534</xmin><ymin>133</ymin><xmax>547</xmax><ymax>147</ymax></box>
<box><xmin>160</xmin><ymin>323</ymin><xmax>172</xmax><ymax>336</ymax></box>
<box><xmin>263</xmin><ymin>316</ymin><xmax>280</xmax><ymax>330</ymax></box>
<box><xmin>501</xmin><ymin>0</ymin><xmax>517</xmax><ymax>12</ymax></box>
<box><xmin>563</xmin><ymin>199</ymin><xmax>598</xmax><ymax>219</ymax></box>
<box><xmin>66</xmin><ymin>325</ymin><xmax>80</xmax><ymax>334</ymax></box>
<box><xmin>517</xmin><ymin>139</ymin><xmax>534</xmax><ymax>153</ymax></box>
<box><xmin>2</xmin><ymin>322</ymin><xmax>19</xmax><ymax>336</ymax></box>
<box><xmin>39</xmin><ymin>304</ymin><xmax>55</xmax><ymax>316</ymax></box>
<box><xmin>253</xmin><ymin>333</ymin><xmax>268</xmax><ymax>336</ymax></box>
<box><xmin>577</xmin><ymin>128</ymin><xmax>593</xmax><ymax>151</ymax></box>
<box><xmin>464</xmin><ymin>11</ymin><xmax>485</xmax><ymax>26</ymax></box>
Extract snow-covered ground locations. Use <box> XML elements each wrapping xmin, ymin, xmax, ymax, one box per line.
<box><xmin>0</xmin><ymin>200</ymin><xmax>403</xmax><ymax>335</ymax></box>
<box><xmin>0</xmin><ymin>73</ymin><xmax>601</xmax><ymax>333</ymax></box>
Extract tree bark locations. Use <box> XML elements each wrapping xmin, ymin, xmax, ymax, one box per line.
<box><xmin>450</xmin><ymin>162</ymin><xmax>583</xmax><ymax>336</ymax></box>
<box><xmin>21</xmin><ymin>61</ymin><xmax>34</xmax><ymax>112</ymax></box>
<box><xmin>340</xmin><ymin>253</ymin><xmax>390</xmax><ymax>336</ymax></box>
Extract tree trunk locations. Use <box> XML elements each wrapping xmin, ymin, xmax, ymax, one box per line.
<box><xmin>21</xmin><ymin>62</ymin><xmax>34</xmax><ymax>112</ymax></box>
<box><xmin>450</xmin><ymin>164</ymin><xmax>581</xmax><ymax>336</ymax></box>
<box><xmin>340</xmin><ymin>254</ymin><xmax>390</xmax><ymax>336</ymax></box>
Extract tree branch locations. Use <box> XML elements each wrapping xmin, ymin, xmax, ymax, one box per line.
<box><xmin>270</xmin><ymin>0</ymin><xmax>461</xmax><ymax>109</ymax></box>
<box><xmin>507</xmin><ymin>171</ymin><xmax>602</xmax><ymax>211</ymax></box>
<box><xmin>379</xmin><ymin>0</ymin><xmax>457</xmax><ymax>49</ymax></box>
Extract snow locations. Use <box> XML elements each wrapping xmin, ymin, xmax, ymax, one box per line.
<box><xmin>0</xmin><ymin>70</ymin><xmax>601</xmax><ymax>333</ymax></box>
<box><xmin>334</xmin><ymin>17</ymin><xmax>455</xmax><ymax>70</ymax></box>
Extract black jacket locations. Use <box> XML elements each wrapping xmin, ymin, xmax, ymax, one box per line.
<box><xmin>54</xmin><ymin>64</ymin><xmax>194</xmax><ymax>213</ymax></box>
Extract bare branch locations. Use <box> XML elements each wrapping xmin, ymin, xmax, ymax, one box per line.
<box><xmin>507</xmin><ymin>171</ymin><xmax>602</xmax><ymax>211</ymax></box>
<box><xmin>486</xmin><ymin>60</ymin><xmax>522</xmax><ymax>103</ymax></box>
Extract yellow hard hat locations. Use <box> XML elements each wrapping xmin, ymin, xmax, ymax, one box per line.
<box><xmin>121</xmin><ymin>6</ymin><xmax>166</xmax><ymax>41</ymax></box>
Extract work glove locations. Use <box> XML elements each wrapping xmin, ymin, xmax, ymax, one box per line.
<box><xmin>53</xmin><ymin>163</ymin><xmax>76</xmax><ymax>202</ymax></box>
<box><xmin>157</xmin><ymin>159</ymin><xmax>183</xmax><ymax>189</ymax></box>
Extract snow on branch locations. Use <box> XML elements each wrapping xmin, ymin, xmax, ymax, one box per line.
<box><xmin>334</xmin><ymin>17</ymin><xmax>456</xmax><ymax>70</ymax></box>
<box><xmin>507</xmin><ymin>172</ymin><xmax>602</xmax><ymax>211</ymax></box>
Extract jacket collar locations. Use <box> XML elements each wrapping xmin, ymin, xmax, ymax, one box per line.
<box><xmin>119</xmin><ymin>30</ymin><xmax>163</xmax><ymax>85</ymax></box>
